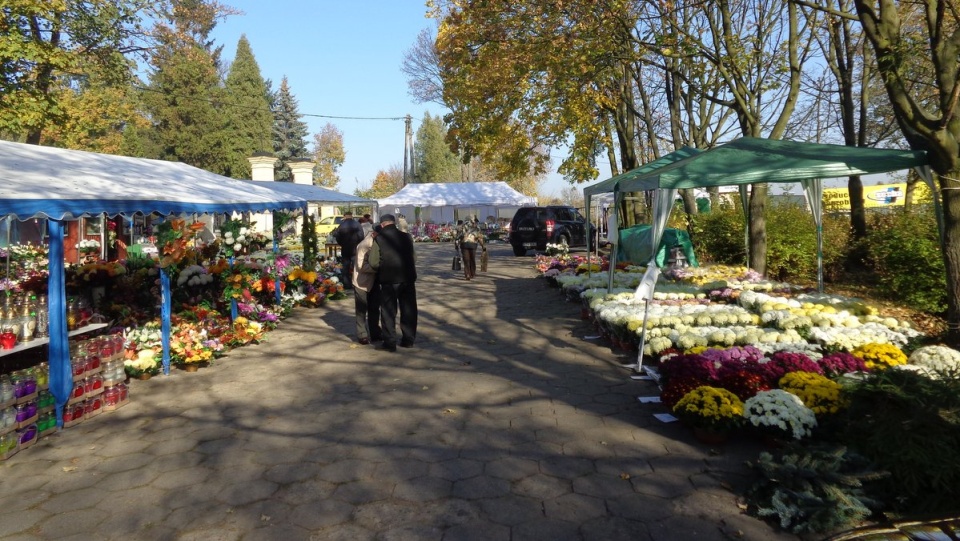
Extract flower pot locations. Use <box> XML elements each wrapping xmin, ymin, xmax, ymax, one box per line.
<box><xmin>136</xmin><ymin>372</ymin><xmax>152</xmax><ymax>381</ymax></box>
<box><xmin>692</xmin><ymin>426</ymin><xmax>729</xmax><ymax>445</ymax></box>
<box><xmin>761</xmin><ymin>434</ymin><xmax>787</xmax><ymax>448</ymax></box>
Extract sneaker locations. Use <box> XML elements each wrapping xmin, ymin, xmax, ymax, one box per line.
<box><xmin>399</xmin><ymin>341</ymin><xmax>414</xmax><ymax>348</ymax></box>
<box><xmin>358</xmin><ymin>338</ymin><xmax>370</xmax><ymax>345</ymax></box>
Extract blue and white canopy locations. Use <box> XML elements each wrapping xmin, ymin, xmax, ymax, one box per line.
<box><xmin>0</xmin><ymin>140</ymin><xmax>307</xmax><ymax>219</ymax></box>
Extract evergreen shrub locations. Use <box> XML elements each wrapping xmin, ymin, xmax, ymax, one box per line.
<box><xmin>822</xmin><ymin>368</ymin><xmax>960</xmax><ymax>513</ymax></box>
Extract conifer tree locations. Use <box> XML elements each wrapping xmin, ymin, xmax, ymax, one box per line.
<box><xmin>141</xmin><ymin>0</ymin><xmax>230</xmax><ymax>175</ymax></box>
<box><xmin>223</xmin><ymin>34</ymin><xmax>273</xmax><ymax>179</ymax></box>
<box><xmin>414</xmin><ymin>112</ymin><xmax>460</xmax><ymax>183</ymax></box>
<box><xmin>271</xmin><ymin>77</ymin><xmax>310</xmax><ymax>181</ymax></box>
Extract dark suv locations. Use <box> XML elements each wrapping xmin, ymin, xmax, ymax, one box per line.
<box><xmin>507</xmin><ymin>206</ymin><xmax>592</xmax><ymax>256</ymax></box>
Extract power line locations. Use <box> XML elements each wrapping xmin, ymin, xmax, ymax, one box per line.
<box><xmin>134</xmin><ymin>84</ymin><xmax>409</xmax><ymax>122</ymax></box>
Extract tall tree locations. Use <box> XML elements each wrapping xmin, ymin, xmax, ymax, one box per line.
<box><xmin>358</xmin><ymin>166</ymin><xmax>404</xmax><ymax>199</ymax></box>
<box><xmin>402</xmin><ymin>27</ymin><xmax>444</xmax><ymax>105</ymax></box>
<box><xmin>434</xmin><ymin>1</ymin><xmax>641</xmax><ymax>183</ymax></box>
<box><xmin>829</xmin><ymin>0</ymin><xmax>960</xmax><ymax>339</ymax></box>
<box><xmin>658</xmin><ymin>0</ymin><xmax>815</xmax><ymax>274</ymax></box>
<box><xmin>311</xmin><ymin>123</ymin><xmax>345</xmax><ymax>188</ymax></box>
<box><xmin>0</xmin><ymin>0</ymin><xmax>156</xmax><ymax>144</ymax></box>
<box><xmin>272</xmin><ymin>76</ymin><xmax>310</xmax><ymax>182</ymax></box>
<box><xmin>223</xmin><ymin>34</ymin><xmax>272</xmax><ymax>179</ymax></box>
<box><xmin>40</xmin><ymin>58</ymin><xmax>150</xmax><ymax>154</ymax></box>
<box><xmin>141</xmin><ymin>0</ymin><xmax>230</xmax><ymax>174</ymax></box>
<box><xmin>414</xmin><ymin>112</ymin><xmax>460</xmax><ymax>183</ymax></box>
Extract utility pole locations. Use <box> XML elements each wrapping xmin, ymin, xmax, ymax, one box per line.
<box><xmin>403</xmin><ymin>115</ymin><xmax>414</xmax><ymax>188</ymax></box>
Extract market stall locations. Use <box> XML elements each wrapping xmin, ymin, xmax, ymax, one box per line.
<box><xmin>378</xmin><ymin>181</ymin><xmax>536</xmax><ymax>225</ymax></box>
<box><xmin>0</xmin><ymin>140</ymin><xmax>307</xmax><ymax>430</ymax></box>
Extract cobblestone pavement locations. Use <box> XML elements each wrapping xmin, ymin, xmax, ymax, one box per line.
<box><xmin>0</xmin><ymin>243</ymin><xmax>800</xmax><ymax>541</ymax></box>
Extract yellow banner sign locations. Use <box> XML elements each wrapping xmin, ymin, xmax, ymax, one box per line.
<box><xmin>823</xmin><ymin>183</ymin><xmax>932</xmax><ymax>211</ymax></box>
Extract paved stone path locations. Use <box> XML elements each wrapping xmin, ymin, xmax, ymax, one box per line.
<box><xmin>0</xmin><ymin>243</ymin><xmax>800</xmax><ymax>541</ymax></box>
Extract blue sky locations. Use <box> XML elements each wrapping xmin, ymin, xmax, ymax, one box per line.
<box><xmin>212</xmin><ymin>0</ymin><xmax>574</xmax><ymax>198</ymax></box>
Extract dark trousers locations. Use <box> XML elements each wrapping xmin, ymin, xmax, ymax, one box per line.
<box><xmin>341</xmin><ymin>252</ymin><xmax>356</xmax><ymax>289</ymax></box>
<box><xmin>354</xmin><ymin>282</ymin><xmax>382</xmax><ymax>341</ymax></box>
<box><xmin>461</xmin><ymin>242</ymin><xmax>478</xmax><ymax>279</ymax></box>
<box><xmin>380</xmin><ymin>282</ymin><xmax>417</xmax><ymax>347</ymax></box>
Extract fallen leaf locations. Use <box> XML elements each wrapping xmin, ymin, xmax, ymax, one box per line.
<box><xmin>260</xmin><ymin>514</ymin><xmax>271</xmax><ymax>522</ymax></box>
<box><xmin>619</xmin><ymin>472</ymin><xmax>631</xmax><ymax>480</ymax></box>
<box><xmin>422</xmin><ymin>386</ymin><xmax>429</xmax><ymax>390</ymax></box>
<box><xmin>62</xmin><ymin>466</ymin><xmax>77</xmax><ymax>473</ymax></box>
<box><xmin>442</xmin><ymin>408</ymin><xmax>457</xmax><ymax>415</ymax></box>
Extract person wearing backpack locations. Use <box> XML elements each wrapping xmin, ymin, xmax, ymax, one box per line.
<box><xmin>455</xmin><ymin>218</ymin><xmax>485</xmax><ymax>281</ymax></box>
<box><xmin>333</xmin><ymin>211</ymin><xmax>364</xmax><ymax>290</ymax></box>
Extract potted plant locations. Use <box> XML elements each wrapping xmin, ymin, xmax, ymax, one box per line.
<box><xmin>743</xmin><ymin>389</ymin><xmax>818</xmax><ymax>443</ymax></box>
<box><xmin>672</xmin><ymin>385</ymin><xmax>745</xmax><ymax>444</ymax></box>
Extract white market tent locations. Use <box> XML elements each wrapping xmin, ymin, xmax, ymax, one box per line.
<box><xmin>378</xmin><ymin>181</ymin><xmax>536</xmax><ymax>223</ymax></box>
<box><xmin>0</xmin><ymin>140</ymin><xmax>307</xmax><ymax>427</ymax></box>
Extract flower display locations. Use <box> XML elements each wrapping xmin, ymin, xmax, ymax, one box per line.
<box><xmin>907</xmin><ymin>345</ymin><xmax>960</xmax><ymax>375</ymax></box>
<box><xmin>176</xmin><ymin>264</ymin><xmax>214</xmax><ymax>287</ymax></box>
<box><xmin>658</xmin><ymin>353</ymin><xmax>719</xmax><ymax>386</ymax></box>
<box><xmin>718</xmin><ymin>369</ymin><xmax>771</xmax><ymax>401</ymax></box>
<box><xmin>286</xmin><ymin>267</ymin><xmax>318</xmax><ymax>288</ymax></box>
<box><xmin>849</xmin><ymin>342</ymin><xmax>908</xmax><ymax>370</ymax></box>
<box><xmin>167</xmin><ymin>320</ymin><xmax>219</xmax><ymax>365</ymax></box>
<box><xmin>78</xmin><ymin>239</ymin><xmax>101</xmax><ymax>254</ymax></box>
<box><xmin>660</xmin><ymin>377</ymin><xmax>710</xmax><ymax>409</ymax></box>
<box><xmin>672</xmin><ymin>386</ymin><xmax>744</xmax><ymax>431</ymax></box>
<box><xmin>759</xmin><ymin>351</ymin><xmax>823</xmax><ymax>385</ymax></box>
<box><xmin>778</xmin><ymin>371</ymin><xmax>844</xmax><ymax>416</ymax></box>
<box><xmin>818</xmin><ymin>352</ymin><xmax>869</xmax><ymax>377</ymax></box>
<box><xmin>156</xmin><ymin>218</ymin><xmax>205</xmax><ymax>272</ymax></box>
<box><xmin>743</xmin><ymin>389</ymin><xmax>818</xmax><ymax>440</ymax></box>
<box><xmin>124</xmin><ymin>349</ymin><xmax>160</xmax><ymax>376</ymax></box>
<box><xmin>219</xmin><ymin>219</ymin><xmax>252</xmax><ymax>257</ymax></box>
<box><xmin>544</xmin><ymin>242</ymin><xmax>569</xmax><ymax>257</ymax></box>
<box><xmin>71</xmin><ymin>261</ymin><xmax>126</xmax><ymax>286</ymax></box>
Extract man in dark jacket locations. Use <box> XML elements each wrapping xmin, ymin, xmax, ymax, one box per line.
<box><xmin>368</xmin><ymin>214</ymin><xmax>417</xmax><ymax>352</ymax></box>
<box><xmin>333</xmin><ymin>211</ymin><xmax>364</xmax><ymax>290</ymax></box>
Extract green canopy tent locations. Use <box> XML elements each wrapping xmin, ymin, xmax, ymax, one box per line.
<box><xmin>584</xmin><ymin>137</ymin><xmax>931</xmax><ymax>373</ymax></box>
<box><xmin>583</xmin><ymin>147</ymin><xmax>703</xmax><ymax>290</ymax></box>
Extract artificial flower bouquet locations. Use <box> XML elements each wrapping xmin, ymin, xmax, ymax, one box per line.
<box><xmin>169</xmin><ymin>323</ymin><xmax>217</xmax><ymax>365</ymax></box>
<box><xmin>218</xmin><ymin>219</ymin><xmax>254</xmax><ymax>257</ymax></box>
<box><xmin>672</xmin><ymin>385</ymin><xmax>745</xmax><ymax>432</ymax></box>
<box><xmin>78</xmin><ymin>239</ymin><xmax>101</xmax><ymax>254</ymax></box>
<box><xmin>176</xmin><ymin>264</ymin><xmax>214</xmax><ymax>288</ymax></box>
<box><xmin>743</xmin><ymin>389</ymin><xmax>818</xmax><ymax>440</ymax></box>
<box><xmin>544</xmin><ymin>242</ymin><xmax>570</xmax><ymax>257</ymax></box>
<box><xmin>71</xmin><ymin>261</ymin><xmax>126</xmax><ymax>288</ymax></box>
<box><xmin>123</xmin><ymin>349</ymin><xmax>161</xmax><ymax>377</ymax></box>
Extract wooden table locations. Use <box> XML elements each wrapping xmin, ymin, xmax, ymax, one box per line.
<box><xmin>324</xmin><ymin>243</ymin><xmax>341</xmax><ymax>258</ymax></box>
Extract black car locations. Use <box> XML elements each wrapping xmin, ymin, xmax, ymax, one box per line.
<box><xmin>507</xmin><ymin>206</ymin><xmax>593</xmax><ymax>256</ymax></box>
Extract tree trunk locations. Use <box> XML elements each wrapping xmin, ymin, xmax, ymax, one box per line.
<box><xmin>748</xmin><ymin>184</ymin><xmax>768</xmax><ymax>275</ymax></box>
<box><xmin>941</xmin><ymin>170</ymin><xmax>960</xmax><ymax>344</ymax></box>
<box><xmin>680</xmin><ymin>189</ymin><xmax>698</xmax><ymax>217</ymax></box>
<box><xmin>848</xmin><ymin>175</ymin><xmax>866</xmax><ymax>239</ymax></box>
